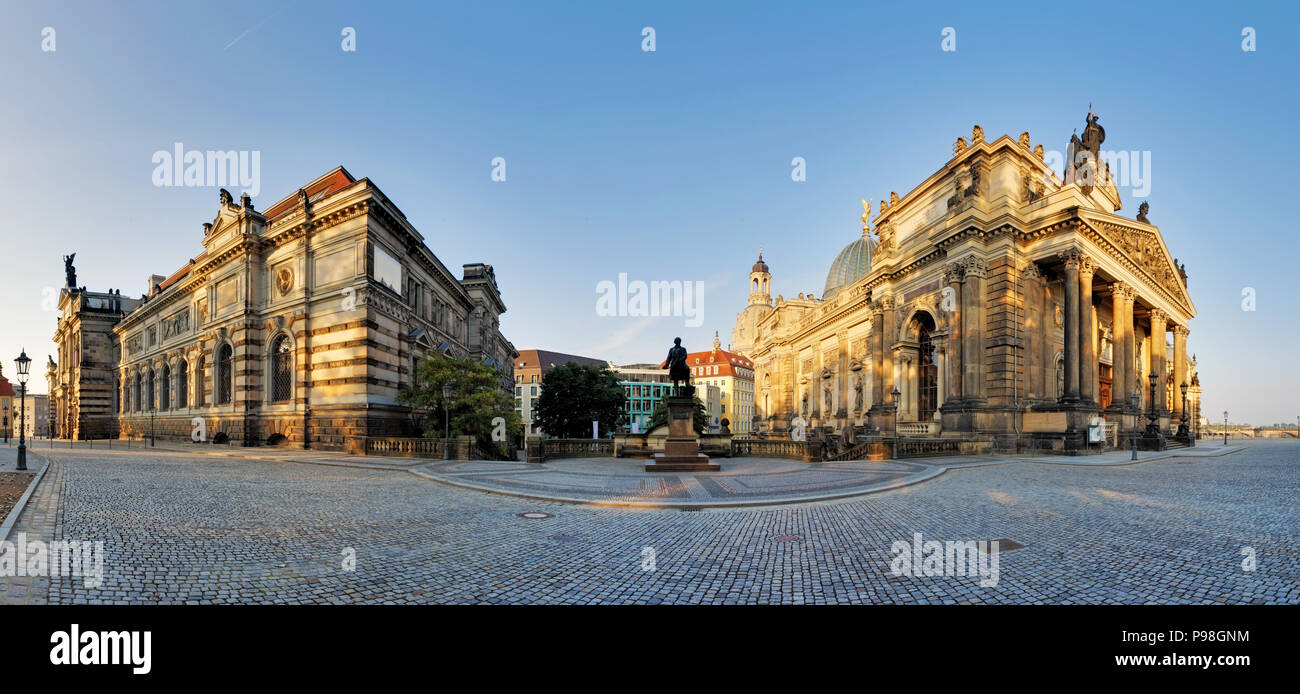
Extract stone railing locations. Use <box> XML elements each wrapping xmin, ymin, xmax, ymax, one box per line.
<box><xmin>897</xmin><ymin>422</ymin><xmax>938</xmax><ymax>436</ymax></box>
<box><xmin>358</xmin><ymin>436</ymin><xmax>513</xmax><ymax>461</ymax></box>
<box><xmin>897</xmin><ymin>438</ymin><xmax>965</xmax><ymax>458</ymax></box>
<box><xmin>527</xmin><ymin>438</ymin><xmax>614</xmax><ymax>463</ymax></box>
<box><xmin>730</xmin><ymin>438</ymin><xmax>808</xmax><ymax>460</ymax></box>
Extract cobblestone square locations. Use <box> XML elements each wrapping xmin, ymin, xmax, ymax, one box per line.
<box><xmin>3</xmin><ymin>441</ymin><xmax>1295</xmax><ymax>605</ymax></box>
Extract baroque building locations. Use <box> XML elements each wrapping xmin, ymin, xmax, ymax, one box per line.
<box><xmin>733</xmin><ymin>115</ymin><xmax>1198</xmax><ymax>452</ymax></box>
<box><xmin>686</xmin><ymin>332</ymin><xmax>755</xmax><ymax>434</ymax></box>
<box><xmin>49</xmin><ymin>167</ymin><xmax>517</xmax><ymax>450</ymax></box>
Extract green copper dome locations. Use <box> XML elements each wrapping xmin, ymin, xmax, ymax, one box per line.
<box><xmin>823</xmin><ymin>233</ymin><xmax>876</xmax><ymax>298</ymax></box>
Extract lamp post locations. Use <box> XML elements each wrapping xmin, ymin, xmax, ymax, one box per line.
<box><xmin>1144</xmin><ymin>371</ymin><xmax>1161</xmax><ymax>437</ymax></box>
<box><xmin>1130</xmin><ymin>391</ymin><xmax>1139</xmax><ymax>460</ymax></box>
<box><xmin>442</xmin><ymin>383</ymin><xmax>453</xmax><ymax>460</ymax></box>
<box><xmin>15</xmin><ymin>349</ymin><xmax>30</xmax><ymax>471</ymax></box>
<box><xmin>1223</xmin><ymin>410</ymin><xmax>1229</xmax><ymax>446</ymax></box>
<box><xmin>891</xmin><ymin>386</ymin><xmax>901</xmax><ymax>460</ymax></box>
<box><xmin>1178</xmin><ymin>381</ymin><xmax>1190</xmax><ymax>443</ymax></box>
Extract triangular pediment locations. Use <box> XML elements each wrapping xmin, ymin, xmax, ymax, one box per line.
<box><xmin>1083</xmin><ymin>212</ymin><xmax>1194</xmax><ymax>316</ymax></box>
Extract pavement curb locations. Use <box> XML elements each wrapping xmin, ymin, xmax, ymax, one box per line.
<box><xmin>0</xmin><ymin>450</ymin><xmax>50</xmax><ymax>544</ymax></box>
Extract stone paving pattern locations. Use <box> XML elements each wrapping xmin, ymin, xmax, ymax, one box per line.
<box><xmin>415</xmin><ymin>457</ymin><xmax>936</xmax><ymax>506</ymax></box>
<box><xmin>5</xmin><ymin>441</ymin><xmax>1296</xmax><ymax>604</ymax></box>
<box><xmin>0</xmin><ymin>448</ymin><xmax>57</xmax><ymax>605</ymax></box>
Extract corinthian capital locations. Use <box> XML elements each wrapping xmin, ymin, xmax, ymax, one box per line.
<box><xmin>1149</xmin><ymin>307</ymin><xmax>1168</xmax><ymax>325</ymax></box>
<box><xmin>1110</xmin><ymin>281</ymin><xmax>1137</xmax><ymax>302</ymax></box>
<box><xmin>943</xmin><ymin>262</ymin><xmax>965</xmax><ymax>284</ymax></box>
<box><xmin>1059</xmin><ymin>247</ymin><xmax>1085</xmax><ymax>270</ymax></box>
<box><xmin>1078</xmin><ymin>255</ymin><xmax>1097</xmax><ymax>278</ymax></box>
<box><xmin>1172</xmin><ymin>324</ymin><xmax>1190</xmax><ymax>338</ymax></box>
<box><xmin>962</xmin><ymin>257</ymin><xmax>988</xmax><ymax>279</ymax></box>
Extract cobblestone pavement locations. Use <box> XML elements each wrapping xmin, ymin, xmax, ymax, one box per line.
<box><xmin>15</xmin><ymin>441</ymin><xmax>1299</xmax><ymax>604</ymax></box>
<box><xmin>0</xmin><ymin>448</ymin><xmax>56</xmax><ymax>605</ymax></box>
<box><xmin>413</xmin><ymin>457</ymin><xmax>940</xmax><ymax>507</ymax></box>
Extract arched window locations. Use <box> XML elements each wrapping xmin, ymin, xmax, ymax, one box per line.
<box><xmin>217</xmin><ymin>344</ymin><xmax>233</xmax><ymax>405</ymax></box>
<box><xmin>177</xmin><ymin>359</ymin><xmax>189</xmax><ymax>409</ymax></box>
<box><xmin>161</xmin><ymin>364</ymin><xmax>171</xmax><ymax>410</ymax></box>
<box><xmin>134</xmin><ymin>374</ymin><xmax>142</xmax><ymax>412</ymax></box>
<box><xmin>271</xmin><ymin>336</ymin><xmax>291</xmax><ymax>403</ymax></box>
<box><xmin>147</xmin><ymin>370</ymin><xmax>155</xmax><ymax>411</ymax></box>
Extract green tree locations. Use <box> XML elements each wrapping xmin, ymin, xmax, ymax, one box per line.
<box><xmin>646</xmin><ymin>392</ymin><xmax>709</xmax><ymax>433</ymax></box>
<box><xmin>398</xmin><ymin>353</ymin><xmax>521</xmax><ymax>454</ymax></box>
<box><xmin>532</xmin><ymin>363</ymin><xmax>626</xmax><ymax>438</ymax></box>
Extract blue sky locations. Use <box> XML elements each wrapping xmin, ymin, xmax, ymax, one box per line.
<box><xmin>1</xmin><ymin>1</ymin><xmax>1296</xmax><ymax>425</ymax></box>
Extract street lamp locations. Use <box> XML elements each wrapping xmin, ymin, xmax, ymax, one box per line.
<box><xmin>1145</xmin><ymin>371</ymin><xmax>1160</xmax><ymax>437</ymax></box>
<box><xmin>1223</xmin><ymin>410</ymin><xmax>1229</xmax><ymax>446</ymax></box>
<box><xmin>442</xmin><ymin>383</ymin><xmax>453</xmax><ymax>460</ymax></box>
<box><xmin>1130</xmin><ymin>391</ymin><xmax>1140</xmax><ymax>460</ymax></box>
<box><xmin>15</xmin><ymin>349</ymin><xmax>30</xmax><ymax>471</ymax></box>
<box><xmin>891</xmin><ymin>386</ymin><xmax>901</xmax><ymax>460</ymax></box>
<box><xmin>1178</xmin><ymin>381</ymin><xmax>1190</xmax><ymax>442</ymax></box>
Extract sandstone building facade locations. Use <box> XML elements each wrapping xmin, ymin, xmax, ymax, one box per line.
<box><xmin>733</xmin><ymin>115</ymin><xmax>1198</xmax><ymax>452</ymax></box>
<box><xmin>49</xmin><ymin>167</ymin><xmax>517</xmax><ymax>450</ymax></box>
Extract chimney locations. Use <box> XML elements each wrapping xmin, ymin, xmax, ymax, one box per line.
<box><xmin>148</xmin><ymin>274</ymin><xmax>166</xmax><ymax>295</ymax></box>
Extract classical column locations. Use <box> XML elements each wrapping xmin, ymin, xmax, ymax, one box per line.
<box><xmin>943</xmin><ymin>263</ymin><xmax>964</xmax><ymax>404</ymax></box>
<box><xmin>935</xmin><ymin>339</ymin><xmax>947</xmax><ymax>411</ymax></box>
<box><xmin>837</xmin><ymin>338</ymin><xmax>850</xmax><ymax>417</ymax></box>
<box><xmin>1112</xmin><ymin>283</ymin><xmax>1136</xmax><ymax>412</ymax></box>
<box><xmin>1078</xmin><ymin>256</ymin><xmax>1098</xmax><ymax>407</ymax></box>
<box><xmin>1149</xmin><ymin>308</ymin><xmax>1168</xmax><ymax>416</ymax></box>
<box><xmin>962</xmin><ymin>259</ymin><xmax>987</xmax><ymax>403</ymax></box>
<box><xmin>870</xmin><ymin>301</ymin><xmax>885</xmax><ymax>408</ymax></box>
<box><xmin>1020</xmin><ymin>263</ymin><xmax>1044</xmax><ymax>400</ymax></box>
<box><xmin>882</xmin><ymin>295</ymin><xmax>897</xmax><ymax>409</ymax></box>
<box><xmin>1172</xmin><ymin>325</ymin><xmax>1189</xmax><ymax>421</ymax></box>
<box><xmin>901</xmin><ymin>353</ymin><xmax>914</xmax><ymax>420</ymax></box>
<box><xmin>1059</xmin><ymin>250</ymin><xmax>1082</xmax><ymax>402</ymax></box>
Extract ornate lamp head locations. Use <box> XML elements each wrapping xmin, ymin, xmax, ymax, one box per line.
<box><xmin>15</xmin><ymin>349</ymin><xmax>30</xmax><ymax>380</ymax></box>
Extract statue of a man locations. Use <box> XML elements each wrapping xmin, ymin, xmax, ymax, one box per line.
<box><xmin>63</xmin><ymin>253</ymin><xmax>77</xmax><ymax>288</ymax></box>
<box><xmin>662</xmin><ymin>337</ymin><xmax>690</xmax><ymax>394</ymax></box>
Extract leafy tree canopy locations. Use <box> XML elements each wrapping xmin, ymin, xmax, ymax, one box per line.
<box><xmin>533</xmin><ymin>363</ymin><xmax>627</xmax><ymax>438</ymax></box>
<box><xmin>399</xmin><ymin>353</ymin><xmax>521</xmax><ymax>448</ymax></box>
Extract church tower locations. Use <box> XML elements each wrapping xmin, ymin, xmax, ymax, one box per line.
<box><xmin>748</xmin><ymin>247</ymin><xmax>771</xmax><ymax>306</ymax></box>
<box><xmin>732</xmin><ymin>248</ymin><xmax>774</xmax><ymax>356</ymax></box>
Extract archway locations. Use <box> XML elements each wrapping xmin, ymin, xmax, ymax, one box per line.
<box><xmin>266</xmin><ymin>433</ymin><xmax>288</xmax><ymax>446</ymax></box>
<box><xmin>915</xmin><ymin>314</ymin><xmax>938</xmax><ymax>421</ymax></box>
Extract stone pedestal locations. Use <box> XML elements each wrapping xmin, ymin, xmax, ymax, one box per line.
<box><xmin>646</xmin><ymin>393</ymin><xmax>718</xmax><ymax>472</ymax></box>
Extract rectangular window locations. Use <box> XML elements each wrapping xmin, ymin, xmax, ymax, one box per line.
<box><xmin>372</xmin><ymin>244</ymin><xmax>403</xmax><ymax>295</ymax></box>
